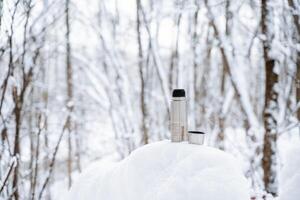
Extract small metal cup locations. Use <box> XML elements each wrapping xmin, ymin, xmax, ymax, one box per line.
<box><xmin>188</xmin><ymin>131</ymin><xmax>205</xmax><ymax>145</ymax></box>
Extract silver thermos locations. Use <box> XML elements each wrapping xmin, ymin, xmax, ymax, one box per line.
<box><xmin>170</xmin><ymin>89</ymin><xmax>188</xmax><ymax>142</ymax></box>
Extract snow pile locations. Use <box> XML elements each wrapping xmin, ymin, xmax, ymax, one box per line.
<box><xmin>279</xmin><ymin>144</ymin><xmax>300</xmax><ymax>200</ymax></box>
<box><xmin>67</xmin><ymin>141</ymin><xmax>250</xmax><ymax>200</ymax></box>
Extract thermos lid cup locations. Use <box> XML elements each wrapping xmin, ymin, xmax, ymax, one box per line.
<box><xmin>188</xmin><ymin>131</ymin><xmax>205</xmax><ymax>145</ymax></box>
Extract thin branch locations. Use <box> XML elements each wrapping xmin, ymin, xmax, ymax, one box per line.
<box><xmin>0</xmin><ymin>0</ymin><xmax>21</xmax><ymax>117</ymax></box>
<box><xmin>0</xmin><ymin>157</ymin><xmax>16</xmax><ymax>194</ymax></box>
<box><xmin>38</xmin><ymin>118</ymin><xmax>68</xmax><ymax>200</ymax></box>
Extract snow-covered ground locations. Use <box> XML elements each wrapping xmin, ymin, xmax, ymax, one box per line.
<box><xmin>279</xmin><ymin>137</ymin><xmax>300</xmax><ymax>200</ymax></box>
<box><xmin>67</xmin><ymin>140</ymin><xmax>250</xmax><ymax>200</ymax></box>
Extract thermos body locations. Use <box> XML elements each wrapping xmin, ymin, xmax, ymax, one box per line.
<box><xmin>170</xmin><ymin>90</ymin><xmax>188</xmax><ymax>142</ymax></box>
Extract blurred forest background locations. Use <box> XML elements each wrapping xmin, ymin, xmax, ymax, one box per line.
<box><xmin>0</xmin><ymin>0</ymin><xmax>299</xmax><ymax>199</ymax></box>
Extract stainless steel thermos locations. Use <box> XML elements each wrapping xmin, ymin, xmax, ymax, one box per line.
<box><xmin>170</xmin><ymin>89</ymin><xmax>205</xmax><ymax>144</ymax></box>
<box><xmin>170</xmin><ymin>89</ymin><xmax>188</xmax><ymax>142</ymax></box>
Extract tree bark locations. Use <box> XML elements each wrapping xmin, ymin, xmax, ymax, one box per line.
<box><xmin>261</xmin><ymin>0</ymin><xmax>278</xmax><ymax>196</ymax></box>
<box><xmin>216</xmin><ymin>0</ymin><xmax>230</xmax><ymax>150</ymax></box>
<box><xmin>10</xmin><ymin>3</ymin><xmax>21</xmax><ymax>199</ymax></box>
<box><xmin>191</xmin><ymin>0</ymin><xmax>199</xmax><ymax>130</ymax></box>
<box><xmin>12</xmin><ymin>70</ymin><xmax>33</xmax><ymax>200</ymax></box>
<box><xmin>0</xmin><ymin>0</ymin><xmax>3</xmax><ymax>28</ymax></box>
<box><xmin>217</xmin><ymin>54</ymin><xmax>227</xmax><ymax>150</ymax></box>
<box><xmin>287</xmin><ymin>0</ymin><xmax>300</xmax><ymax>121</ymax></box>
<box><xmin>136</xmin><ymin>0</ymin><xmax>148</xmax><ymax>145</ymax></box>
<box><xmin>12</xmin><ymin>92</ymin><xmax>21</xmax><ymax>200</ymax></box>
<box><xmin>169</xmin><ymin>8</ymin><xmax>182</xmax><ymax>91</ymax></box>
<box><xmin>65</xmin><ymin>0</ymin><xmax>73</xmax><ymax>188</ymax></box>
<box><xmin>297</xmin><ymin>62</ymin><xmax>300</xmax><ymax>121</ymax></box>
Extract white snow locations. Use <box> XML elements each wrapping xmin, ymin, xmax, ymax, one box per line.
<box><xmin>279</xmin><ymin>142</ymin><xmax>300</xmax><ymax>200</ymax></box>
<box><xmin>67</xmin><ymin>140</ymin><xmax>250</xmax><ymax>200</ymax></box>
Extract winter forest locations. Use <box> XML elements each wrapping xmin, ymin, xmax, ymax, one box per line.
<box><xmin>0</xmin><ymin>0</ymin><xmax>299</xmax><ymax>199</ymax></box>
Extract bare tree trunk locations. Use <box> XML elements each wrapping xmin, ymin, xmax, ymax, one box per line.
<box><xmin>216</xmin><ymin>0</ymin><xmax>230</xmax><ymax>150</ymax></box>
<box><xmin>29</xmin><ymin>90</ymin><xmax>35</xmax><ymax>199</ymax></box>
<box><xmin>0</xmin><ymin>0</ymin><xmax>3</xmax><ymax>28</ymax></box>
<box><xmin>169</xmin><ymin>3</ymin><xmax>182</xmax><ymax>91</ymax></box>
<box><xmin>65</xmin><ymin>0</ymin><xmax>73</xmax><ymax>188</ymax></box>
<box><xmin>10</xmin><ymin>3</ymin><xmax>21</xmax><ymax>199</ymax></box>
<box><xmin>12</xmin><ymin>70</ymin><xmax>33</xmax><ymax>200</ymax></box>
<box><xmin>15</xmin><ymin>3</ymin><xmax>34</xmax><ymax>198</ymax></box>
<box><xmin>12</xmin><ymin>96</ymin><xmax>21</xmax><ymax>200</ymax></box>
<box><xmin>297</xmin><ymin>63</ymin><xmax>300</xmax><ymax>121</ymax></box>
<box><xmin>31</xmin><ymin>114</ymin><xmax>42</xmax><ymax>200</ymax></box>
<box><xmin>136</xmin><ymin>0</ymin><xmax>148</xmax><ymax>145</ymax></box>
<box><xmin>217</xmin><ymin>55</ymin><xmax>227</xmax><ymax>150</ymax></box>
<box><xmin>261</xmin><ymin>0</ymin><xmax>278</xmax><ymax>196</ymax></box>
<box><xmin>190</xmin><ymin>0</ymin><xmax>200</xmax><ymax>130</ymax></box>
<box><xmin>287</xmin><ymin>0</ymin><xmax>300</xmax><ymax>121</ymax></box>
<box><xmin>287</xmin><ymin>0</ymin><xmax>300</xmax><ymax>42</ymax></box>
<box><xmin>225</xmin><ymin>0</ymin><xmax>231</xmax><ymax>36</ymax></box>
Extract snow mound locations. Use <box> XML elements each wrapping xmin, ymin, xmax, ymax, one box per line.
<box><xmin>279</xmin><ymin>144</ymin><xmax>300</xmax><ymax>200</ymax></box>
<box><xmin>68</xmin><ymin>141</ymin><xmax>250</xmax><ymax>200</ymax></box>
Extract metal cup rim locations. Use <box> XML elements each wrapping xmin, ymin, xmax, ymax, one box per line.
<box><xmin>188</xmin><ymin>131</ymin><xmax>205</xmax><ymax>134</ymax></box>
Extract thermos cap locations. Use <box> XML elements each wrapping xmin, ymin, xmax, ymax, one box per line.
<box><xmin>172</xmin><ymin>89</ymin><xmax>185</xmax><ymax>97</ymax></box>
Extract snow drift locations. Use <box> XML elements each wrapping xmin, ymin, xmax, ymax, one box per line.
<box><xmin>67</xmin><ymin>141</ymin><xmax>250</xmax><ymax>200</ymax></box>
<box><xmin>279</xmin><ymin>143</ymin><xmax>300</xmax><ymax>200</ymax></box>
